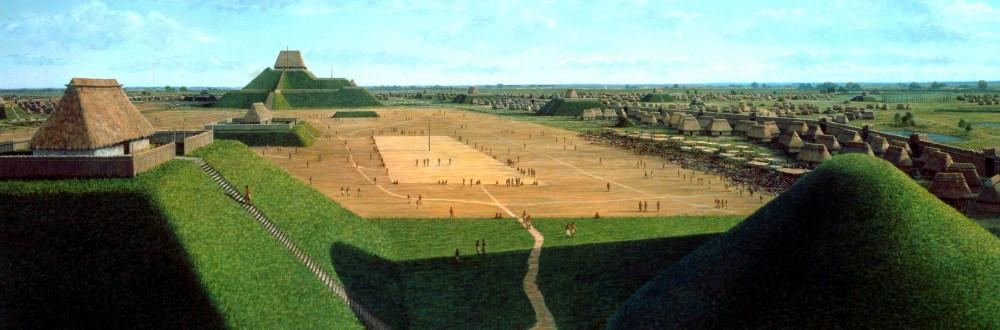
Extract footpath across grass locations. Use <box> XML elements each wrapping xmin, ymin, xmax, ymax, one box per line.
<box><xmin>0</xmin><ymin>160</ymin><xmax>360</xmax><ymax>329</ymax></box>
<box><xmin>533</xmin><ymin>216</ymin><xmax>745</xmax><ymax>329</ymax></box>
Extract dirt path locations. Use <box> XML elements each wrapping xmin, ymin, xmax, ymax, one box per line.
<box><xmin>480</xmin><ymin>186</ymin><xmax>555</xmax><ymax>329</ymax></box>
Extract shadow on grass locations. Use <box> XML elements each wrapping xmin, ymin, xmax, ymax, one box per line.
<box><xmin>330</xmin><ymin>242</ymin><xmax>535</xmax><ymax>329</ymax></box>
<box><xmin>0</xmin><ymin>193</ymin><xmax>225</xmax><ymax>329</ymax></box>
<box><xmin>538</xmin><ymin>234</ymin><xmax>720</xmax><ymax>330</ymax></box>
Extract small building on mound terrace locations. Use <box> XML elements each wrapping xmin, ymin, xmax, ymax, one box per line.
<box><xmin>706</xmin><ymin>118</ymin><xmax>732</xmax><ymax>136</ymax></box>
<box><xmin>241</xmin><ymin>102</ymin><xmax>273</xmax><ymax>124</ymax></box>
<box><xmin>677</xmin><ymin>116</ymin><xmax>701</xmax><ymax>136</ymax></box>
<box><xmin>274</xmin><ymin>50</ymin><xmax>308</xmax><ymax>69</ymax></box>
<box><xmin>796</xmin><ymin>143</ymin><xmax>832</xmax><ymax>165</ymax></box>
<box><xmin>929</xmin><ymin>172</ymin><xmax>973</xmax><ymax>211</ymax></box>
<box><xmin>565</xmin><ymin>89</ymin><xmax>579</xmax><ymax>99</ymax></box>
<box><xmin>31</xmin><ymin>78</ymin><xmax>157</xmax><ymax>156</ymax></box>
<box><xmin>0</xmin><ymin>78</ymin><xmax>213</xmax><ymax>179</ymax></box>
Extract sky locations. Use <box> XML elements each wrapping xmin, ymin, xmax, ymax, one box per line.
<box><xmin>1</xmin><ymin>0</ymin><xmax>999</xmax><ymax>88</ymax></box>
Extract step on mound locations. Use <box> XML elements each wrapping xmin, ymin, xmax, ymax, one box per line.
<box><xmin>608</xmin><ymin>154</ymin><xmax>1000</xmax><ymax>329</ymax></box>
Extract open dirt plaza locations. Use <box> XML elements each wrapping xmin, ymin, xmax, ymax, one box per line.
<box><xmin>244</xmin><ymin>108</ymin><xmax>774</xmax><ymax>219</ymax></box>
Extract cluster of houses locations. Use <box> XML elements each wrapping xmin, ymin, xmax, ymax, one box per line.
<box><xmin>957</xmin><ymin>93</ymin><xmax>1000</xmax><ymax>105</ymax></box>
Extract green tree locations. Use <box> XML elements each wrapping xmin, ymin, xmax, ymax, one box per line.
<box><xmin>179</xmin><ymin>86</ymin><xmax>188</xmax><ymax>92</ymax></box>
<box><xmin>978</xmin><ymin>80</ymin><xmax>989</xmax><ymax>90</ymax></box>
<box><xmin>930</xmin><ymin>81</ymin><xmax>945</xmax><ymax>89</ymax></box>
<box><xmin>164</xmin><ymin>85</ymin><xmax>175</xmax><ymax>92</ymax></box>
<box><xmin>845</xmin><ymin>82</ymin><xmax>862</xmax><ymax>91</ymax></box>
<box><xmin>750</xmin><ymin>82</ymin><xmax>759</xmax><ymax>88</ymax></box>
<box><xmin>908</xmin><ymin>82</ymin><xmax>922</xmax><ymax>90</ymax></box>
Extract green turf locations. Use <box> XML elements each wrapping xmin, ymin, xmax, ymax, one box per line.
<box><xmin>537</xmin><ymin>99</ymin><xmax>607</xmax><ymax>116</ymax></box>
<box><xmin>534</xmin><ymin>216</ymin><xmax>744</xmax><ymax>329</ymax></box>
<box><xmin>213</xmin><ymin>122</ymin><xmax>318</xmax><ymax>147</ymax></box>
<box><xmin>641</xmin><ymin>93</ymin><xmax>677</xmax><ymax>102</ymax></box>
<box><xmin>609</xmin><ymin>154</ymin><xmax>1000</xmax><ymax>329</ymax></box>
<box><xmin>214</xmin><ymin>90</ymin><xmax>269</xmax><ymax>109</ymax></box>
<box><xmin>331</xmin><ymin>111</ymin><xmax>380</xmax><ymax>118</ymax></box>
<box><xmin>0</xmin><ymin>160</ymin><xmax>361</xmax><ymax>329</ymax></box>
<box><xmin>242</xmin><ymin>68</ymin><xmax>283</xmax><ymax>90</ymax></box>
<box><xmin>275</xmin><ymin>88</ymin><xmax>382</xmax><ymax>109</ymax></box>
<box><xmin>279</xmin><ymin>70</ymin><xmax>353</xmax><ymax>90</ymax></box>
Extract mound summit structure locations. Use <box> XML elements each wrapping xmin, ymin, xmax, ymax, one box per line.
<box><xmin>216</xmin><ymin>50</ymin><xmax>380</xmax><ymax>109</ymax></box>
<box><xmin>609</xmin><ymin>154</ymin><xmax>1000</xmax><ymax>329</ymax></box>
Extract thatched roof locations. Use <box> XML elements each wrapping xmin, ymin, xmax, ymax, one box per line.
<box><xmin>565</xmin><ymin>89</ymin><xmax>579</xmax><ymax>98</ymax></box>
<box><xmin>733</xmin><ymin>120</ymin><xmax>755</xmax><ymax>133</ymax></box>
<box><xmin>803</xmin><ymin>124</ymin><xmax>824</xmax><ymax>140</ymax></box>
<box><xmin>274</xmin><ymin>50</ymin><xmax>307</xmax><ymax>69</ymax></box>
<box><xmin>866</xmin><ymin>134</ymin><xmax>889</xmax><ymax>154</ymax></box>
<box><xmin>787</xmin><ymin>121</ymin><xmax>808</xmax><ymax>135</ymax></box>
<box><xmin>242</xmin><ymin>102</ymin><xmax>273</xmax><ymax>124</ymax></box>
<box><xmin>889</xmin><ymin>140</ymin><xmax>912</xmax><ymax>155</ymax></box>
<box><xmin>707</xmin><ymin>118</ymin><xmax>732</xmax><ymax>133</ymax></box>
<box><xmin>780</xmin><ymin>131</ymin><xmax>805</xmax><ymax>153</ymax></box>
<box><xmin>975</xmin><ymin>176</ymin><xmax>1000</xmax><ymax>204</ymax></box>
<box><xmin>796</xmin><ymin>143</ymin><xmax>831</xmax><ymax>163</ymax></box>
<box><xmin>668</xmin><ymin>112</ymin><xmax>685</xmax><ymax>126</ymax></box>
<box><xmin>747</xmin><ymin>124</ymin><xmax>770</xmax><ymax>140</ymax></box>
<box><xmin>31</xmin><ymin>78</ymin><xmax>155</xmax><ymax>151</ymax></box>
<box><xmin>928</xmin><ymin>172</ymin><xmax>973</xmax><ymax>200</ymax></box>
<box><xmin>945</xmin><ymin>163</ymin><xmax>982</xmax><ymax>189</ymax></box>
<box><xmin>678</xmin><ymin>116</ymin><xmax>701</xmax><ymax>132</ymax></box>
<box><xmin>842</xmin><ymin>141</ymin><xmax>874</xmax><ymax>157</ymax></box>
<box><xmin>837</xmin><ymin>131</ymin><xmax>862</xmax><ymax>143</ymax></box>
<box><xmin>815</xmin><ymin>134</ymin><xmax>841</xmax><ymax>151</ymax></box>
<box><xmin>883</xmin><ymin>145</ymin><xmax>913</xmax><ymax>168</ymax></box>
<box><xmin>922</xmin><ymin>150</ymin><xmax>954</xmax><ymax>174</ymax></box>
<box><xmin>467</xmin><ymin>86</ymin><xmax>479</xmax><ymax>95</ymax></box>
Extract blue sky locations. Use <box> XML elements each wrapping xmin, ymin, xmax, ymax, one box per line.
<box><xmin>1</xmin><ymin>0</ymin><xmax>998</xmax><ymax>88</ymax></box>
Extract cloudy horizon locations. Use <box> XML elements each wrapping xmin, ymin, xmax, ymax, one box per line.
<box><xmin>1</xmin><ymin>0</ymin><xmax>998</xmax><ymax>88</ymax></box>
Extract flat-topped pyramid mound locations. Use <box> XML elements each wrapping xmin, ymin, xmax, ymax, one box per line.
<box><xmin>609</xmin><ymin>154</ymin><xmax>1000</xmax><ymax>329</ymax></box>
<box><xmin>216</xmin><ymin>50</ymin><xmax>380</xmax><ymax>109</ymax></box>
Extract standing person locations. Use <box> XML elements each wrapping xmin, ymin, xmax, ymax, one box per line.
<box><xmin>454</xmin><ymin>249</ymin><xmax>461</xmax><ymax>262</ymax></box>
<box><xmin>644</xmin><ymin>201</ymin><xmax>649</xmax><ymax>213</ymax></box>
<box><xmin>449</xmin><ymin>206</ymin><xmax>454</xmax><ymax>218</ymax></box>
<box><xmin>475</xmin><ymin>240</ymin><xmax>481</xmax><ymax>254</ymax></box>
<box><xmin>607</xmin><ymin>182</ymin><xmax>611</xmax><ymax>192</ymax></box>
<box><xmin>656</xmin><ymin>201</ymin><xmax>661</xmax><ymax>212</ymax></box>
<box><xmin>481</xmin><ymin>239</ymin><xmax>487</xmax><ymax>255</ymax></box>
<box><xmin>639</xmin><ymin>201</ymin><xmax>644</xmax><ymax>212</ymax></box>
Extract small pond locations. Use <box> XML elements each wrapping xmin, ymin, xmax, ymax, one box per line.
<box><xmin>881</xmin><ymin>130</ymin><xmax>966</xmax><ymax>143</ymax></box>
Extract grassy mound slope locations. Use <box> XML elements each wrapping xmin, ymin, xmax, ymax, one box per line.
<box><xmin>195</xmin><ymin>142</ymin><xmax>540</xmax><ymax>328</ymax></box>
<box><xmin>275</xmin><ymin>88</ymin><xmax>381</xmax><ymax>109</ymax></box>
<box><xmin>243</xmin><ymin>68</ymin><xmax>283</xmax><ymax>90</ymax></box>
<box><xmin>0</xmin><ymin>161</ymin><xmax>360</xmax><ymax>328</ymax></box>
<box><xmin>214</xmin><ymin>122</ymin><xmax>318</xmax><ymax>147</ymax></box>
<box><xmin>641</xmin><ymin>93</ymin><xmax>677</xmax><ymax>102</ymax></box>
<box><xmin>279</xmin><ymin>70</ymin><xmax>353</xmax><ymax>90</ymax></box>
<box><xmin>332</xmin><ymin>111</ymin><xmax>380</xmax><ymax>118</ymax></box>
<box><xmin>537</xmin><ymin>99</ymin><xmax>607</xmax><ymax>116</ymax></box>
<box><xmin>214</xmin><ymin>90</ymin><xmax>269</xmax><ymax>109</ymax></box>
<box><xmin>535</xmin><ymin>216</ymin><xmax>744</xmax><ymax>329</ymax></box>
<box><xmin>609</xmin><ymin>154</ymin><xmax>1000</xmax><ymax>329</ymax></box>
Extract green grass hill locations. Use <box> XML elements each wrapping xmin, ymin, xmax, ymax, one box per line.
<box><xmin>537</xmin><ymin>99</ymin><xmax>607</xmax><ymax>116</ymax></box>
<box><xmin>609</xmin><ymin>154</ymin><xmax>1000</xmax><ymax>329</ymax></box>
<box><xmin>641</xmin><ymin>93</ymin><xmax>677</xmax><ymax>102</ymax></box>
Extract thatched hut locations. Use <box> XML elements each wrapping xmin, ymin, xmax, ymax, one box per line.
<box><xmin>467</xmin><ymin>86</ymin><xmax>479</xmax><ymax>95</ymax></box>
<box><xmin>841</xmin><ymin>141</ymin><xmax>874</xmax><ymax>157</ymax></box>
<box><xmin>921</xmin><ymin>149</ymin><xmax>953</xmax><ymax>177</ymax></box>
<box><xmin>747</xmin><ymin>124</ymin><xmax>772</xmax><ymax>142</ymax></box>
<box><xmin>763</xmin><ymin>122</ymin><xmax>780</xmax><ymax>139</ymax></box>
<box><xmin>678</xmin><ymin>116</ymin><xmax>702</xmax><ymax>136</ymax></box>
<box><xmin>866</xmin><ymin>134</ymin><xmax>889</xmax><ymax>154</ymax></box>
<box><xmin>706</xmin><ymin>118</ymin><xmax>733</xmax><ymax>136</ymax></box>
<box><xmin>732</xmin><ymin>120</ymin><xmax>755</xmax><ymax>136</ymax></box>
<box><xmin>796</xmin><ymin>143</ymin><xmax>832</xmax><ymax>164</ymax></box>
<box><xmin>667</xmin><ymin>112</ymin><xmax>684</xmax><ymax>127</ymax></box>
<box><xmin>565</xmin><ymin>89</ymin><xmax>579</xmax><ymax>98</ymax></box>
<box><xmin>814</xmin><ymin>134</ymin><xmax>842</xmax><ymax>152</ymax></box>
<box><xmin>971</xmin><ymin>175</ymin><xmax>1000</xmax><ymax>215</ymax></box>
<box><xmin>803</xmin><ymin>125</ymin><xmax>824</xmax><ymax>141</ymax></box>
<box><xmin>786</xmin><ymin>121</ymin><xmax>808</xmax><ymax>135</ymax></box>
<box><xmin>778</xmin><ymin>131</ymin><xmax>805</xmax><ymax>154</ymax></box>
<box><xmin>31</xmin><ymin>78</ymin><xmax>156</xmax><ymax>156</ymax></box>
<box><xmin>274</xmin><ymin>50</ymin><xmax>308</xmax><ymax>69</ymax></box>
<box><xmin>241</xmin><ymin>102</ymin><xmax>273</xmax><ymax>124</ymax></box>
<box><xmin>945</xmin><ymin>163</ymin><xmax>982</xmax><ymax>189</ymax></box>
<box><xmin>883</xmin><ymin>145</ymin><xmax>913</xmax><ymax>172</ymax></box>
<box><xmin>928</xmin><ymin>172</ymin><xmax>973</xmax><ymax>211</ymax></box>
<box><xmin>889</xmin><ymin>140</ymin><xmax>912</xmax><ymax>155</ymax></box>
<box><xmin>837</xmin><ymin>131</ymin><xmax>862</xmax><ymax>144</ymax></box>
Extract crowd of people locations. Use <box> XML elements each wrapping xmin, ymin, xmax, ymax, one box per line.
<box><xmin>586</xmin><ymin>131</ymin><xmax>799</xmax><ymax>196</ymax></box>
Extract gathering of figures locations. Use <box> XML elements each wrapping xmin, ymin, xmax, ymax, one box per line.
<box><xmin>587</xmin><ymin>131</ymin><xmax>797</xmax><ymax>196</ymax></box>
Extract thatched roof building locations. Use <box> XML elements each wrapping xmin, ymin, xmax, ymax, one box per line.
<box><xmin>883</xmin><ymin>145</ymin><xmax>913</xmax><ymax>171</ymax></box>
<box><xmin>31</xmin><ymin>78</ymin><xmax>155</xmax><ymax>156</ymax></box>
<box><xmin>814</xmin><ymin>134</ymin><xmax>841</xmax><ymax>152</ymax></box>
<box><xmin>803</xmin><ymin>124</ymin><xmax>824</xmax><ymax>141</ymax></box>
<box><xmin>837</xmin><ymin>131</ymin><xmax>862</xmax><ymax>143</ymax></box>
<box><xmin>565</xmin><ymin>89</ymin><xmax>579</xmax><ymax>98</ymax></box>
<box><xmin>667</xmin><ymin>112</ymin><xmax>684</xmax><ymax>127</ymax></box>
<box><xmin>242</xmin><ymin>102</ymin><xmax>273</xmax><ymax>124</ymax></box>
<box><xmin>732</xmin><ymin>120</ymin><xmax>755</xmax><ymax>136</ymax></box>
<box><xmin>467</xmin><ymin>86</ymin><xmax>479</xmax><ymax>95</ymax></box>
<box><xmin>841</xmin><ymin>141</ymin><xmax>874</xmax><ymax>157</ymax></box>
<box><xmin>928</xmin><ymin>172</ymin><xmax>973</xmax><ymax>209</ymax></box>
<box><xmin>706</xmin><ymin>118</ymin><xmax>732</xmax><ymax>136</ymax></box>
<box><xmin>786</xmin><ymin>121</ymin><xmax>808</xmax><ymax>135</ymax></box>
<box><xmin>975</xmin><ymin>175</ymin><xmax>1000</xmax><ymax>205</ymax></box>
<box><xmin>921</xmin><ymin>149</ymin><xmax>954</xmax><ymax>177</ymax></box>
<box><xmin>778</xmin><ymin>131</ymin><xmax>805</xmax><ymax>154</ymax></box>
<box><xmin>678</xmin><ymin>116</ymin><xmax>702</xmax><ymax>135</ymax></box>
<box><xmin>945</xmin><ymin>163</ymin><xmax>982</xmax><ymax>189</ymax></box>
<box><xmin>866</xmin><ymin>134</ymin><xmax>889</xmax><ymax>154</ymax></box>
<box><xmin>796</xmin><ymin>143</ymin><xmax>832</xmax><ymax>164</ymax></box>
<box><xmin>274</xmin><ymin>50</ymin><xmax>307</xmax><ymax>69</ymax></box>
<box><xmin>889</xmin><ymin>140</ymin><xmax>912</xmax><ymax>155</ymax></box>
